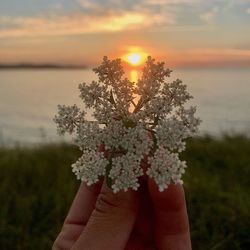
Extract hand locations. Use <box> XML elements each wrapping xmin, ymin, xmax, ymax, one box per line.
<box><xmin>53</xmin><ymin>178</ymin><xmax>192</xmax><ymax>250</ymax></box>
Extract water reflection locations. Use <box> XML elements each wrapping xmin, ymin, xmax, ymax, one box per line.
<box><xmin>129</xmin><ymin>70</ymin><xmax>140</xmax><ymax>110</ymax></box>
<box><xmin>1</xmin><ymin>68</ymin><xmax>250</xmax><ymax>145</ymax></box>
<box><xmin>130</xmin><ymin>70</ymin><xmax>138</xmax><ymax>83</ymax></box>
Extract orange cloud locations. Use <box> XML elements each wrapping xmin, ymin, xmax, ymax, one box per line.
<box><xmin>0</xmin><ymin>11</ymin><xmax>174</xmax><ymax>38</ymax></box>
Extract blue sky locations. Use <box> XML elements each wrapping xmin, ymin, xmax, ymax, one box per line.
<box><xmin>0</xmin><ymin>0</ymin><xmax>250</xmax><ymax>66</ymax></box>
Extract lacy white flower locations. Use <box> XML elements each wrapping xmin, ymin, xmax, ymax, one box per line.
<box><xmin>54</xmin><ymin>56</ymin><xmax>201</xmax><ymax>192</ymax></box>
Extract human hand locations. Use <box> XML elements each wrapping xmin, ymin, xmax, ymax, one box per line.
<box><xmin>53</xmin><ymin>178</ymin><xmax>192</xmax><ymax>250</ymax></box>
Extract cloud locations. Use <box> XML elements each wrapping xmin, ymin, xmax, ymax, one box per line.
<box><xmin>1</xmin><ymin>0</ymin><xmax>209</xmax><ymax>39</ymax></box>
<box><xmin>200</xmin><ymin>11</ymin><xmax>216</xmax><ymax>22</ymax></box>
<box><xmin>0</xmin><ymin>0</ymin><xmax>249</xmax><ymax>38</ymax></box>
<box><xmin>146</xmin><ymin>0</ymin><xmax>202</xmax><ymax>5</ymax></box>
<box><xmin>200</xmin><ymin>7</ymin><xmax>219</xmax><ymax>23</ymax></box>
<box><xmin>0</xmin><ymin>10</ymin><xmax>175</xmax><ymax>38</ymax></box>
<box><xmin>0</xmin><ymin>0</ymin><xmax>179</xmax><ymax>38</ymax></box>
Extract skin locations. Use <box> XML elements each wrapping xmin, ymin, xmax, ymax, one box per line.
<box><xmin>53</xmin><ymin>178</ymin><xmax>192</xmax><ymax>250</ymax></box>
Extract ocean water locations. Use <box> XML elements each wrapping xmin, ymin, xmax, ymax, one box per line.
<box><xmin>0</xmin><ymin>68</ymin><xmax>250</xmax><ymax>145</ymax></box>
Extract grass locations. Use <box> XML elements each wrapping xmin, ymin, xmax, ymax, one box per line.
<box><xmin>0</xmin><ymin>135</ymin><xmax>250</xmax><ymax>249</ymax></box>
<box><xmin>182</xmin><ymin>135</ymin><xmax>250</xmax><ymax>249</ymax></box>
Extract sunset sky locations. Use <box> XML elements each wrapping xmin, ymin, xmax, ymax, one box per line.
<box><xmin>0</xmin><ymin>0</ymin><xmax>250</xmax><ymax>67</ymax></box>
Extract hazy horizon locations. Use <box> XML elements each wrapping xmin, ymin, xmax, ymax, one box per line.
<box><xmin>0</xmin><ymin>61</ymin><xmax>250</xmax><ymax>70</ymax></box>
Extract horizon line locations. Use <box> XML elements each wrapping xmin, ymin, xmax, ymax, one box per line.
<box><xmin>0</xmin><ymin>62</ymin><xmax>249</xmax><ymax>70</ymax></box>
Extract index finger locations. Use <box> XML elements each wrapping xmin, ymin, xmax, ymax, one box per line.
<box><xmin>53</xmin><ymin>182</ymin><xmax>102</xmax><ymax>250</ymax></box>
<box><xmin>64</xmin><ymin>182</ymin><xmax>102</xmax><ymax>225</ymax></box>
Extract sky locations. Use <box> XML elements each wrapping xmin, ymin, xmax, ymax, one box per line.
<box><xmin>0</xmin><ymin>0</ymin><xmax>250</xmax><ymax>67</ymax></box>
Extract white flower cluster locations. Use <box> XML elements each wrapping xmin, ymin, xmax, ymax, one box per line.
<box><xmin>54</xmin><ymin>56</ymin><xmax>201</xmax><ymax>192</ymax></box>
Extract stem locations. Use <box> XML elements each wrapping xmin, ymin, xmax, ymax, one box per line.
<box><xmin>108</xmin><ymin>89</ymin><xmax>117</xmax><ymax>108</ymax></box>
<box><xmin>133</xmin><ymin>97</ymin><xmax>144</xmax><ymax>113</ymax></box>
<box><xmin>105</xmin><ymin>150</ymin><xmax>114</xmax><ymax>188</ymax></box>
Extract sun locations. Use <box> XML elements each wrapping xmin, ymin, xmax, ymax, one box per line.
<box><xmin>127</xmin><ymin>53</ymin><xmax>142</xmax><ymax>65</ymax></box>
<box><xmin>123</xmin><ymin>50</ymin><xmax>147</xmax><ymax>66</ymax></box>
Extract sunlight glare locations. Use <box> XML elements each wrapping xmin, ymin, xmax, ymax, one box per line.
<box><xmin>127</xmin><ymin>53</ymin><xmax>141</xmax><ymax>65</ymax></box>
<box><xmin>123</xmin><ymin>48</ymin><xmax>147</xmax><ymax>66</ymax></box>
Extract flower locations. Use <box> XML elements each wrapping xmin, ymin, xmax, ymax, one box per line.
<box><xmin>54</xmin><ymin>56</ymin><xmax>201</xmax><ymax>192</ymax></box>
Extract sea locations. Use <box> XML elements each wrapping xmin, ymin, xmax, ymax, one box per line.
<box><xmin>0</xmin><ymin>68</ymin><xmax>250</xmax><ymax>146</ymax></box>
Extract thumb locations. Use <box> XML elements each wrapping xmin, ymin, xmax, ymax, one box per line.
<box><xmin>71</xmin><ymin>180</ymin><xmax>140</xmax><ymax>250</ymax></box>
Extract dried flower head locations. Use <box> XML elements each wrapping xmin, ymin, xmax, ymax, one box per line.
<box><xmin>54</xmin><ymin>56</ymin><xmax>201</xmax><ymax>193</ymax></box>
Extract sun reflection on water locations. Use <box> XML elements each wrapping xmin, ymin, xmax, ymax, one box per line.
<box><xmin>130</xmin><ymin>69</ymin><xmax>139</xmax><ymax>83</ymax></box>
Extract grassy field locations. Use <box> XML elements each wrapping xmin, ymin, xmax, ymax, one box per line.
<box><xmin>0</xmin><ymin>135</ymin><xmax>249</xmax><ymax>249</ymax></box>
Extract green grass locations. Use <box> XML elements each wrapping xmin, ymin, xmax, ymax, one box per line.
<box><xmin>183</xmin><ymin>135</ymin><xmax>250</xmax><ymax>249</ymax></box>
<box><xmin>0</xmin><ymin>136</ymin><xmax>250</xmax><ymax>249</ymax></box>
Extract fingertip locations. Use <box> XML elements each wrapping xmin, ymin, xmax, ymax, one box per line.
<box><xmin>65</xmin><ymin>178</ymin><xmax>104</xmax><ymax>225</ymax></box>
<box><xmin>97</xmin><ymin>178</ymin><xmax>140</xmax><ymax>215</ymax></box>
<box><xmin>148</xmin><ymin>178</ymin><xmax>186</xmax><ymax>212</ymax></box>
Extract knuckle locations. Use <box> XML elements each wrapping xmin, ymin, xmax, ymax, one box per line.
<box><xmin>95</xmin><ymin>191</ymin><xmax>121</xmax><ymax>214</ymax></box>
<box><xmin>94</xmin><ymin>190</ymin><xmax>138</xmax><ymax>215</ymax></box>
